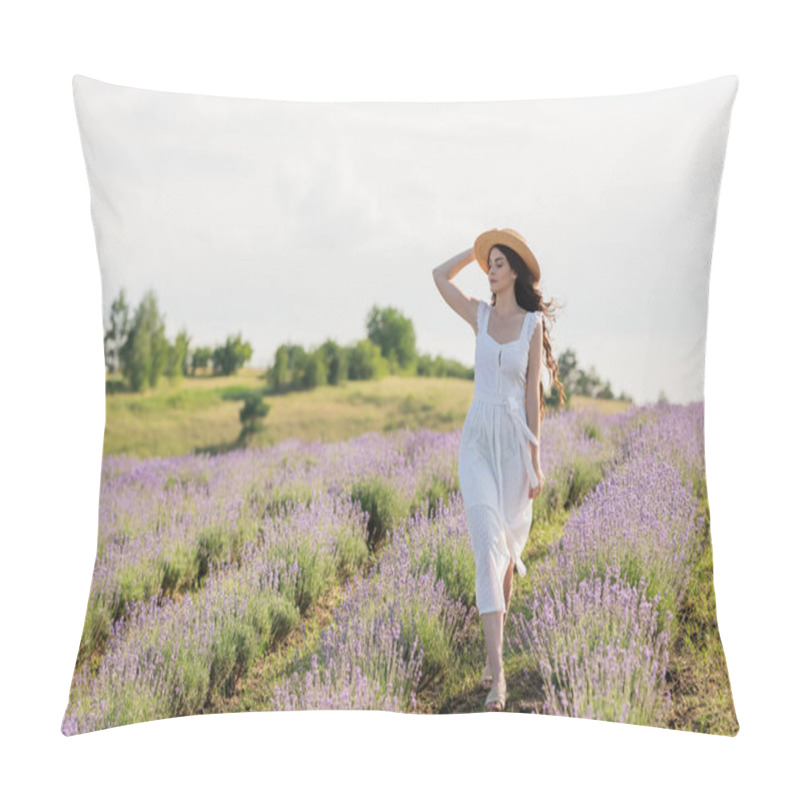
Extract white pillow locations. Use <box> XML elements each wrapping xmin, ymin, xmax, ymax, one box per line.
<box><xmin>63</xmin><ymin>74</ymin><xmax>738</xmax><ymax>736</ymax></box>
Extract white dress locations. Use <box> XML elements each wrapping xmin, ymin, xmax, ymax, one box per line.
<box><xmin>458</xmin><ymin>299</ymin><xmax>543</xmax><ymax>616</ymax></box>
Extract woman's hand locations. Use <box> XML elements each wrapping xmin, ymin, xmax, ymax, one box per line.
<box><xmin>529</xmin><ymin>468</ymin><xmax>544</xmax><ymax>500</ymax></box>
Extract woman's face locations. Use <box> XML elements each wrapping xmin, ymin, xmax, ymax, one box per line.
<box><xmin>487</xmin><ymin>247</ymin><xmax>516</xmax><ymax>294</ymax></box>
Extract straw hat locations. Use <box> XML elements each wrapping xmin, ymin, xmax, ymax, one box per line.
<box><xmin>473</xmin><ymin>228</ymin><xmax>540</xmax><ymax>284</ymax></box>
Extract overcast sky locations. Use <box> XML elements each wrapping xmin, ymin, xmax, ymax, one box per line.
<box><xmin>73</xmin><ymin>75</ymin><xmax>737</xmax><ymax>405</ymax></box>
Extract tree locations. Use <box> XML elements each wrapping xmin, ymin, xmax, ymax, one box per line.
<box><xmin>574</xmin><ymin>365</ymin><xmax>603</xmax><ymax>398</ymax></box>
<box><xmin>267</xmin><ymin>345</ymin><xmax>291</xmax><ymax>392</ymax></box>
<box><xmin>319</xmin><ymin>338</ymin><xmax>348</xmax><ymax>386</ymax></box>
<box><xmin>284</xmin><ymin>344</ymin><xmax>309</xmax><ymax>389</ymax></box>
<box><xmin>191</xmin><ymin>346</ymin><xmax>213</xmax><ymax>375</ymax></box>
<box><xmin>596</xmin><ymin>380</ymin><xmax>614</xmax><ymax>400</ymax></box>
<box><xmin>166</xmin><ymin>328</ymin><xmax>191</xmax><ymax>380</ymax></box>
<box><xmin>347</xmin><ymin>339</ymin><xmax>388</xmax><ymax>380</ymax></box>
<box><xmin>212</xmin><ymin>333</ymin><xmax>253</xmax><ymax>376</ymax></box>
<box><xmin>301</xmin><ymin>347</ymin><xmax>329</xmax><ymax>389</ymax></box>
<box><xmin>118</xmin><ymin>290</ymin><xmax>169</xmax><ymax>392</ymax></box>
<box><xmin>556</xmin><ymin>349</ymin><xmax>579</xmax><ymax>395</ymax></box>
<box><xmin>366</xmin><ymin>306</ymin><xmax>417</xmax><ymax>373</ymax></box>
<box><xmin>265</xmin><ymin>343</ymin><xmax>312</xmax><ymax>392</ymax></box>
<box><xmin>104</xmin><ymin>290</ymin><xmax>131</xmax><ymax>375</ymax></box>
<box><xmin>416</xmin><ymin>353</ymin><xmax>473</xmax><ymax>379</ymax></box>
<box><xmin>239</xmin><ymin>392</ymin><xmax>270</xmax><ymax>443</ymax></box>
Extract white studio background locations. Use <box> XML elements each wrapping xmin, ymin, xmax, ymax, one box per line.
<box><xmin>1</xmin><ymin>2</ymin><xmax>795</xmax><ymax>798</ymax></box>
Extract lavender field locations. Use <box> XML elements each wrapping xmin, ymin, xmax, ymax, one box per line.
<box><xmin>61</xmin><ymin>401</ymin><xmax>738</xmax><ymax>735</ymax></box>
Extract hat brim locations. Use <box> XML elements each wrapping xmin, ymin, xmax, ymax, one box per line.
<box><xmin>474</xmin><ymin>228</ymin><xmax>540</xmax><ymax>283</ymax></box>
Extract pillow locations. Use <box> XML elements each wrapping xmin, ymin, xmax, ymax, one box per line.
<box><xmin>63</xmin><ymin>74</ymin><xmax>739</xmax><ymax>735</ymax></box>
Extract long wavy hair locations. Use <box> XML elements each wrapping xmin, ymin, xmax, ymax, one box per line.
<box><xmin>489</xmin><ymin>244</ymin><xmax>567</xmax><ymax>423</ymax></box>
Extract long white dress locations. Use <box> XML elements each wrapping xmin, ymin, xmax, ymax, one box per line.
<box><xmin>458</xmin><ymin>299</ymin><xmax>542</xmax><ymax>616</ymax></box>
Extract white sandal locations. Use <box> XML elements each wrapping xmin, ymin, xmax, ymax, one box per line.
<box><xmin>484</xmin><ymin>676</ymin><xmax>507</xmax><ymax>712</ymax></box>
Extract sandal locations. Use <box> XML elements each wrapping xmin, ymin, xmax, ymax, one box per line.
<box><xmin>484</xmin><ymin>676</ymin><xmax>507</xmax><ymax>712</ymax></box>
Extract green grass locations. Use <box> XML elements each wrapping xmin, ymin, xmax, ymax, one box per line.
<box><xmin>103</xmin><ymin>370</ymin><xmax>480</xmax><ymax>457</ymax></box>
<box><xmin>665</xmin><ymin>494</ymin><xmax>740</xmax><ymax>735</ymax></box>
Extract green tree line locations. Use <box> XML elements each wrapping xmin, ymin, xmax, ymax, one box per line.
<box><xmin>104</xmin><ymin>289</ymin><xmax>252</xmax><ymax>392</ymax></box>
<box><xmin>552</xmin><ymin>349</ymin><xmax>634</xmax><ymax>406</ymax></box>
<box><xmin>265</xmin><ymin>305</ymin><xmax>472</xmax><ymax>394</ymax></box>
<box><xmin>104</xmin><ymin>289</ymin><xmax>633</xmax><ymax>405</ymax></box>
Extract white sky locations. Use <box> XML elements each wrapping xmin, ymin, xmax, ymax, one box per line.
<box><xmin>73</xmin><ymin>75</ymin><xmax>737</xmax><ymax>404</ymax></box>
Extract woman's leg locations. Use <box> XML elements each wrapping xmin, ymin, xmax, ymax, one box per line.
<box><xmin>502</xmin><ymin>557</ymin><xmax>514</xmax><ymax>621</ymax></box>
<box><xmin>480</xmin><ymin>610</ymin><xmax>504</xmax><ymax>685</ymax></box>
<box><xmin>482</xmin><ymin>557</ymin><xmax>515</xmax><ymax>684</ymax></box>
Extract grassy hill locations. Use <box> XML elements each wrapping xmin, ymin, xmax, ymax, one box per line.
<box><xmin>102</xmin><ymin>368</ymin><xmax>631</xmax><ymax>458</ymax></box>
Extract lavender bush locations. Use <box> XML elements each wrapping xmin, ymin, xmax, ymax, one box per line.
<box><xmin>512</xmin><ymin>565</ymin><xmax>672</xmax><ymax>724</ymax></box>
<box><xmin>62</xmin><ymin>490</ymin><xmax>368</xmax><ymax>734</ymax></box>
<box><xmin>508</xmin><ymin>402</ymin><xmax>707</xmax><ymax>724</ymax></box>
<box><xmin>270</xmin><ymin>503</ymin><xmax>479</xmax><ymax>711</ymax></box>
<box><xmin>79</xmin><ymin>429</ymin><xmax>461</xmax><ymax>662</ymax></box>
<box><xmin>63</xmin><ymin>547</ymin><xmax>297</xmax><ymax>734</ymax></box>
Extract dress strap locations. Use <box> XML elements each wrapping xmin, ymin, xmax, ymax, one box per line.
<box><xmin>524</xmin><ymin>310</ymin><xmax>543</xmax><ymax>343</ymax></box>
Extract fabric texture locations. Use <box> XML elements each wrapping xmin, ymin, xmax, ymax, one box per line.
<box><xmin>459</xmin><ymin>300</ymin><xmax>543</xmax><ymax>613</ymax></box>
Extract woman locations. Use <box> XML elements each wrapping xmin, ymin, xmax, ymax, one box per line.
<box><xmin>432</xmin><ymin>228</ymin><xmax>565</xmax><ymax>712</ymax></box>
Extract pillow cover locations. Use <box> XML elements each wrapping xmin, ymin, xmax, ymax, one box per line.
<box><xmin>63</xmin><ymin>74</ymin><xmax>739</xmax><ymax>736</ymax></box>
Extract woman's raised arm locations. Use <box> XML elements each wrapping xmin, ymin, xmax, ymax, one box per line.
<box><xmin>432</xmin><ymin>247</ymin><xmax>480</xmax><ymax>333</ymax></box>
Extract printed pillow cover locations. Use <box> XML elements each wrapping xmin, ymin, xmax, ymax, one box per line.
<box><xmin>63</xmin><ymin>74</ymin><xmax>739</xmax><ymax>736</ymax></box>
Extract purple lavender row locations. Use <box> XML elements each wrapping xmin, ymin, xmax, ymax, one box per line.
<box><xmin>268</xmin><ymin>500</ymin><xmax>479</xmax><ymax>711</ymax></box>
<box><xmin>83</xmin><ymin>410</ymin><xmax>621</xmax><ymax>663</ymax></box>
<box><xmin>513</xmin><ymin>565</ymin><xmax>671</xmax><ymax>724</ymax></box>
<box><xmin>65</xmin><ymin>408</ymin><xmax>640</xmax><ymax>729</ymax></box>
<box><xmin>265</xmin><ymin>406</ymin><xmax>637</xmax><ymax>714</ymax></box>
<box><xmin>508</xmin><ymin>402</ymin><xmax>706</xmax><ymax>723</ymax></box>
<box><xmin>81</xmin><ymin>429</ymin><xmax>464</xmax><ymax>662</ymax></box>
<box><xmin>266</xmin><ymin>410</ymin><xmax>637</xmax><ymax>716</ymax></box>
<box><xmin>62</xmin><ymin>490</ymin><xmax>368</xmax><ymax>735</ymax></box>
